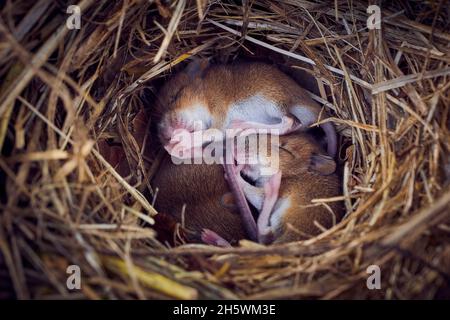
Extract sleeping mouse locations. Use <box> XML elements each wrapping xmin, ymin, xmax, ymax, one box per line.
<box><xmin>152</xmin><ymin>132</ymin><xmax>343</xmax><ymax>246</ymax></box>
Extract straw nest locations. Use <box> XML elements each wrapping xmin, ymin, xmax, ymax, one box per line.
<box><xmin>0</xmin><ymin>0</ymin><xmax>449</xmax><ymax>299</ymax></box>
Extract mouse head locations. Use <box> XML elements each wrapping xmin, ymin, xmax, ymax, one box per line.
<box><xmin>157</xmin><ymin>58</ymin><xmax>209</xmax><ymax>109</ymax></box>
<box><xmin>158</xmin><ymin>90</ymin><xmax>211</xmax><ymax>144</ymax></box>
<box><xmin>278</xmin><ymin>133</ymin><xmax>337</xmax><ymax>176</ymax></box>
<box><xmin>158</xmin><ymin>59</ymin><xmax>212</xmax><ymax>148</ymax></box>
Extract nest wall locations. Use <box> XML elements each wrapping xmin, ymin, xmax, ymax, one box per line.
<box><xmin>0</xmin><ymin>0</ymin><xmax>449</xmax><ymax>299</ymax></box>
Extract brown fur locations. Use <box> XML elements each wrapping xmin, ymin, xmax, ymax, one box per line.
<box><xmin>272</xmin><ymin>133</ymin><xmax>344</xmax><ymax>244</ymax></box>
<box><xmin>157</xmin><ymin>61</ymin><xmax>322</xmax><ymax>133</ymax></box>
<box><xmin>151</xmin><ymin>154</ymin><xmax>247</xmax><ymax>244</ymax></box>
<box><xmin>201</xmin><ymin>63</ymin><xmax>320</xmax><ymax>124</ymax></box>
<box><xmin>153</xmin><ymin>61</ymin><xmax>343</xmax><ymax>244</ymax></box>
<box><xmin>152</xmin><ymin>133</ymin><xmax>344</xmax><ymax>245</ymax></box>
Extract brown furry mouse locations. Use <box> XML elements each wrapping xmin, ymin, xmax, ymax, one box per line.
<box><xmin>151</xmin><ymin>154</ymin><xmax>246</xmax><ymax>245</ymax></box>
<box><xmin>152</xmin><ymin>132</ymin><xmax>343</xmax><ymax>246</ymax></box>
<box><xmin>156</xmin><ymin>59</ymin><xmax>337</xmax><ymax>158</ymax></box>
<box><xmin>155</xmin><ymin>59</ymin><xmax>339</xmax><ymax>242</ymax></box>
<box><xmin>238</xmin><ymin>132</ymin><xmax>344</xmax><ymax>244</ymax></box>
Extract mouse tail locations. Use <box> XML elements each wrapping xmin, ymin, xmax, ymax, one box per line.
<box><xmin>289</xmin><ymin>105</ymin><xmax>338</xmax><ymax>158</ymax></box>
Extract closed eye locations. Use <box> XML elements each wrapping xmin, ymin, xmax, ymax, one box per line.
<box><xmin>279</xmin><ymin>145</ymin><xmax>296</xmax><ymax>159</ymax></box>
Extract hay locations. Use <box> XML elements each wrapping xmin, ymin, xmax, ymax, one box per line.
<box><xmin>0</xmin><ymin>0</ymin><xmax>449</xmax><ymax>299</ymax></box>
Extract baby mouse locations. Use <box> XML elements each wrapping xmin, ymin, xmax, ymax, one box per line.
<box><xmin>156</xmin><ymin>59</ymin><xmax>339</xmax><ymax>241</ymax></box>
<box><xmin>243</xmin><ymin>132</ymin><xmax>344</xmax><ymax>244</ymax></box>
<box><xmin>157</xmin><ymin>59</ymin><xmax>338</xmax><ymax>159</ymax></box>
<box><xmin>203</xmin><ymin>132</ymin><xmax>344</xmax><ymax>246</ymax></box>
<box><xmin>151</xmin><ymin>153</ymin><xmax>246</xmax><ymax>246</ymax></box>
<box><xmin>152</xmin><ymin>132</ymin><xmax>343</xmax><ymax>246</ymax></box>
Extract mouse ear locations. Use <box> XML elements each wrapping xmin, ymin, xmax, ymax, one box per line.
<box><xmin>183</xmin><ymin>58</ymin><xmax>209</xmax><ymax>79</ymax></box>
<box><xmin>309</xmin><ymin>153</ymin><xmax>336</xmax><ymax>175</ymax></box>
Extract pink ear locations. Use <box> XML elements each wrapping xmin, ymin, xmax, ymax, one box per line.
<box><xmin>310</xmin><ymin>153</ymin><xmax>336</xmax><ymax>175</ymax></box>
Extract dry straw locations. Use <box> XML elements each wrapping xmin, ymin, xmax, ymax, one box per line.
<box><xmin>0</xmin><ymin>0</ymin><xmax>449</xmax><ymax>299</ymax></box>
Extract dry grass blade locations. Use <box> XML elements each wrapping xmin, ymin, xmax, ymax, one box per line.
<box><xmin>0</xmin><ymin>0</ymin><xmax>448</xmax><ymax>299</ymax></box>
<box><xmin>153</xmin><ymin>0</ymin><xmax>186</xmax><ymax>63</ymax></box>
<box><xmin>103</xmin><ymin>257</ymin><xmax>198</xmax><ymax>299</ymax></box>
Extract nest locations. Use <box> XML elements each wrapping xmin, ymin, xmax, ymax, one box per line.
<box><xmin>1</xmin><ymin>0</ymin><xmax>449</xmax><ymax>299</ymax></box>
